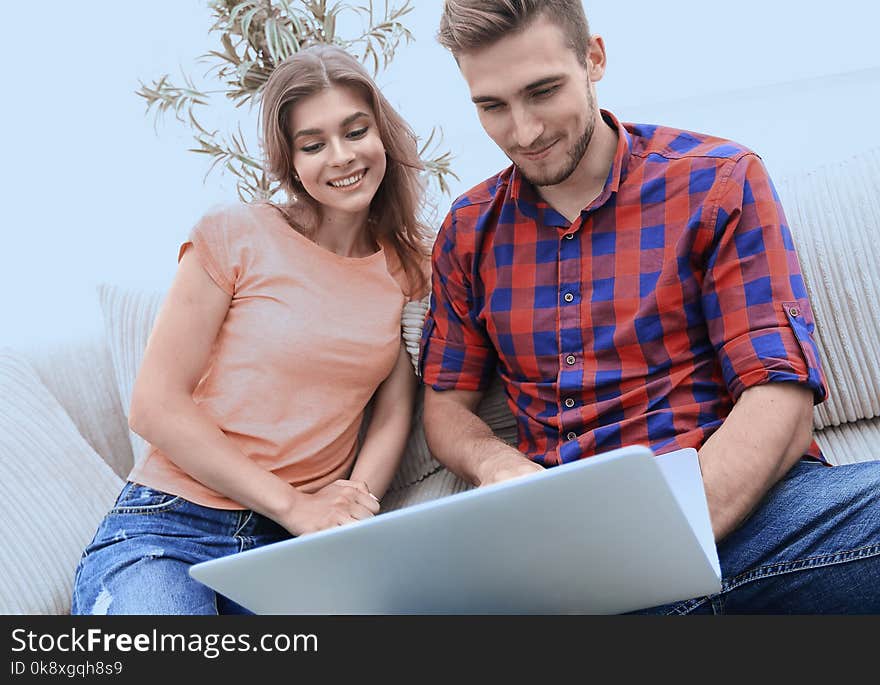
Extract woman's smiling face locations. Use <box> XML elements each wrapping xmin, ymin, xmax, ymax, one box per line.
<box><xmin>290</xmin><ymin>85</ymin><xmax>387</xmax><ymax>227</ymax></box>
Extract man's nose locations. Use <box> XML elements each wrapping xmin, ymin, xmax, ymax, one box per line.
<box><xmin>511</xmin><ymin>106</ymin><xmax>544</xmax><ymax>149</ymax></box>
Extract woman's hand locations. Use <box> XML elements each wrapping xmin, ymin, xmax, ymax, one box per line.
<box><xmin>280</xmin><ymin>479</ymin><xmax>380</xmax><ymax>536</ymax></box>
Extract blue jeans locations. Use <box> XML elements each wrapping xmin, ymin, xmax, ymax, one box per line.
<box><xmin>71</xmin><ymin>482</ymin><xmax>292</xmax><ymax>615</ymax></box>
<box><xmin>637</xmin><ymin>460</ymin><xmax>880</xmax><ymax>614</ymax></box>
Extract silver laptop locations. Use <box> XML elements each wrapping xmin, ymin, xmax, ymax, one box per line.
<box><xmin>189</xmin><ymin>445</ymin><xmax>721</xmax><ymax>614</ymax></box>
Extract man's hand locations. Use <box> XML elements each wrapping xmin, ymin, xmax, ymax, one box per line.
<box><xmin>476</xmin><ymin>447</ymin><xmax>544</xmax><ymax>487</ymax></box>
<box><xmin>279</xmin><ymin>479</ymin><xmax>380</xmax><ymax>536</ymax></box>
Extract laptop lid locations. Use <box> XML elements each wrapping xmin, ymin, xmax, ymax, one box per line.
<box><xmin>190</xmin><ymin>445</ymin><xmax>721</xmax><ymax>614</ymax></box>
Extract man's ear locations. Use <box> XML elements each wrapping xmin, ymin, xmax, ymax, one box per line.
<box><xmin>586</xmin><ymin>35</ymin><xmax>607</xmax><ymax>82</ymax></box>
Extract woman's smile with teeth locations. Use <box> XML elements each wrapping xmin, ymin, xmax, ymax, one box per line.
<box><xmin>328</xmin><ymin>170</ymin><xmax>367</xmax><ymax>188</ymax></box>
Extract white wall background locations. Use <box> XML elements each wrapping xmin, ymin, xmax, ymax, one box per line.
<box><xmin>2</xmin><ymin>1</ymin><xmax>879</xmax><ymax>349</ymax></box>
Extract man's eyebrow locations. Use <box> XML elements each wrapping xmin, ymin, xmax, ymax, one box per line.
<box><xmin>292</xmin><ymin>111</ymin><xmax>370</xmax><ymax>140</ymax></box>
<box><xmin>471</xmin><ymin>76</ymin><xmax>564</xmax><ymax>104</ymax></box>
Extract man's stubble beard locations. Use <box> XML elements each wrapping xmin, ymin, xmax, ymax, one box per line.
<box><xmin>521</xmin><ymin>87</ymin><xmax>597</xmax><ymax>189</ymax></box>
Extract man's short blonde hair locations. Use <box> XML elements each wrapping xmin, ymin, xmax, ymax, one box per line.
<box><xmin>437</xmin><ymin>0</ymin><xmax>591</xmax><ymax>64</ymax></box>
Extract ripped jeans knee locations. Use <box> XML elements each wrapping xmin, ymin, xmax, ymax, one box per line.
<box><xmin>71</xmin><ymin>482</ymin><xmax>289</xmax><ymax>615</ymax></box>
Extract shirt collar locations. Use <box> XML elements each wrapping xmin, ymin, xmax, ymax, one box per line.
<box><xmin>510</xmin><ymin>109</ymin><xmax>632</xmax><ymax>227</ymax></box>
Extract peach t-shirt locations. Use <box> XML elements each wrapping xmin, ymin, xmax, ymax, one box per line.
<box><xmin>129</xmin><ymin>203</ymin><xmax>411</xmax><ymax>509</ymax></box>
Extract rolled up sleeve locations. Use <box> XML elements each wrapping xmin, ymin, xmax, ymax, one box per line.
<box><xmin>420</xmin><ymin>210</ymin><xmax>497</xmax><ymax>391</ymax></box>
<box><xmin>702</xmin><ymin>153</ymin><xmax>828</xmax><ymax>404</ymax></box>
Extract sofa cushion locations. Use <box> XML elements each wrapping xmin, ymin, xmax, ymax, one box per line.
<box><xmin>382</xmin><ymin>465</ymin><xmax>473</xmax><ymax>511</ymax></box>
<box><xmin>815</xmin><ymin>417</ymin><xmax>880</xmax><ymax>466</ymax></box>
<box><xmin>0</xmin><ymin>350</ymin><xmax>123</xmax><ymax>614</ymax></box>
<box><xmin>777</xmin><ymin>148</ymin><xmax>880</xmax><ymax>429</ymax></box>
<box><xmin>24</xmin><ymin>336</ymin><xmax>134</xmax><ymax>479</ymax></box>
<box><xmin>97</xmin><ymin>284</ymin><xmax>164</xmax><ymax>465</ymax></box>
<box><xmin>401</xmin><ymin>297</ymin><xmax>428</xmax><ymax>374</ymax></box>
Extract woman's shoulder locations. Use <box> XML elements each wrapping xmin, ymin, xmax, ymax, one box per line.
<box><xmin>192</xmin><ymin>202</ymin><xmax>287</xmax><ymax>241</ymax></box>
<box><xmin>197</xmin><ymin>201</ymin><xmax>273</xmax><ymax>227</ymax></box>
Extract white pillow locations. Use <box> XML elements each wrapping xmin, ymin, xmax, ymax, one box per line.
<box><xmin>97</xmin><ymin>284</ymin><xmax>164</xmax><ymax>464</ymax></box>
<box><xmin>25</xmin><ymin>336</ymin><xmax>134</xmax><ymax>479</ymax></box>
<box><xmin>401</xmin><ymin>296</ymin><xmax>429</xmax><ymax>374</ymax></box>
<box><xmin>777</xmin><ymin>148</ymin><xmax>880</xmax><ymax>429</ymax></box>
<box><xmin>0</xmin><ymin>350</ymin><xmax>123</xmax><ymax>614</ymax></box>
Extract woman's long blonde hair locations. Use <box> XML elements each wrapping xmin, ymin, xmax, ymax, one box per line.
<box><xmin>261</xmin><ymin>44</ymin><xmax>431</xmax><ymax>297</ymax></box>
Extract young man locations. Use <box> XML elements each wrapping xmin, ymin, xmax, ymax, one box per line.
<box><xmin>420</xmin><ymin>0</ymin><xmax>880</xmax><ymax>613</ymax></box>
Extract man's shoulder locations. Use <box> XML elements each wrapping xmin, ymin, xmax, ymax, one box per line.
<box><xmin>448</xmin><ymin>165</ymin><xmax>516</xmax><ymax>215</ymax></box>
<box><xmin>625</xmin><ymin>122</ymin><xmax>755</xmax><ymax>165</ymax></box>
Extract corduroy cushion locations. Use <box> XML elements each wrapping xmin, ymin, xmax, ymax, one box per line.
<box><xmin>0</xmin><ymin>351</ymin><xmax>123</xmax><ymax>614</ymax></box>
<box><xmin>97</xmin><ymin>284</ymin><xmax>164</xmax><ymax>466</ymax></box>
<box><xmin>777</xmin><ymin>148</ymin><xmax>880</xmax><ymax>430</ymax></box>
<box><xmin>815</xmin><ymin>417</ymin><xmax>880</xmax><ymax>465</ymax></box>
<box><xmin>25</xmin><ymin>337</ymin><xmax>134</xmax><ymax>479</ymax></box>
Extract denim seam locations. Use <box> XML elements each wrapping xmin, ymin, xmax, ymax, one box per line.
<box><xmin>722</xmin><ymin>542</ymin><xmax>880</xmax><ymax>593</ymax></box>
<box><xmin>232</xmin><ymin>512</ymin><xmax>253</xmax><ymax>538</ymax></box>
<box><xmin>109</xmin><ymin>497</ymin><xmax>185</xmax><ymax>516</ymax></box>
<box><xmin>233</xmin><ymin>511</ymin><xmax>253</xmax><ymax>553</ymax></box>
<box><xmin>661</xmin><ymin>543</ymin><xmax>880</xmax><ymax>615</ymax></box>
<box><xmin>664</xmin><ymin>596</ymin><xmax>711</xmax><ymax>615</ymax></box>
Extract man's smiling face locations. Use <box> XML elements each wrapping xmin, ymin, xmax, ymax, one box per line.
<box><xmin>459</xmin><ymin>15</ymin><xmax>605</xmax><ymax>187</ymax></box>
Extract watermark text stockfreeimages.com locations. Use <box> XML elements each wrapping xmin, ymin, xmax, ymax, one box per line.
<box><xmin>11</xmin><ymin>627</ymin><xmax>317</xmax><ymax>660</ymax></box>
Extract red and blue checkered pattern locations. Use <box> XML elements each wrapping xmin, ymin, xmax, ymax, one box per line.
<box><xmin>421</xmin><ymin>111</ymin><xmax>827</xmax><ymax>465</ymax></box>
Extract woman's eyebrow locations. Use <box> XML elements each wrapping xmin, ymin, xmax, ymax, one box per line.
<box><xmin>293</xmin><ymin>111</ymin><xmax>370</xmax><ymax>140</ymax></box>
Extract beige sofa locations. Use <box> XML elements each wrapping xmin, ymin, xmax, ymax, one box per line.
<box><xmin>1</xmin><ymin>149</ymin><xmax>878</xmax><ymax>615</ymax></box>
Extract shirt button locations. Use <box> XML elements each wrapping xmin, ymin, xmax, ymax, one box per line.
<box><xmin>563</xmin><ymin>292</ymin><xmax>574</xmax><ymax>303</ymax></box>
<box><xmin>564</xmin><ymin>398</ymin><xmax>576</xmax><ymax>408</ymax></box>
<box><xmin>566</xmin><ymin>432</ymin><xmax>578</xmax><ymax>441</ymax></box>
<box><xmin>565</xmin><ymin>355</ymin><xmax>577</xmax><ymax>366</ymax></box>
<box><xmin>789</xmin><ymin>306</ymin><xmax>800</xmax><ymax>317</ymax></box>
<box><xmin>564</xmin><ymin>233</ymin><xmax>575</xmax><ymax>240</ymax></box>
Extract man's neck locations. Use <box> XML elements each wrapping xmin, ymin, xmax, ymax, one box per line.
<box><xmin>535</xmin><ymin>114</ymin><xmax>618</xmax><ymax>223</ymax></box>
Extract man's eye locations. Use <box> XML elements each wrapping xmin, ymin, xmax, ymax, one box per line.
<box><xmin>532</xmin><ymin>86</ymin><xmax>559</xmax><ymax>99</ymax></box>
<box><xmin>347</xmin><ymin>127</ymin><xmax>368</xmax><ymax>139</ymax></box>
<box><xmin>481</xmin><ymin>103</ymin><xmax>504</xmax><ymax>112</ymax></box>
<box><xmin>300</xmin><ymin>142</ymin><xmax>323</xmax><ymax>153</ymax></box>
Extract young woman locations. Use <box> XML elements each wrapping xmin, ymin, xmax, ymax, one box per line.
<box><xmin>71</xmin><ymin>44</ymin><xmax>431</xmax><ymax>615</ymax></box>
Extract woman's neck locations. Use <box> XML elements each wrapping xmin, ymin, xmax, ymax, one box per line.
<box><xmin>314</xmin><ymin>209</ymin><xmax>376</xmax><ymax>258</ymax></box>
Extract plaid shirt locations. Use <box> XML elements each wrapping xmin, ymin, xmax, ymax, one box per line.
<box><xmin>421</xmin><ymin>110</ymin><xmax>827</xmax><ymax>465</ymax></box>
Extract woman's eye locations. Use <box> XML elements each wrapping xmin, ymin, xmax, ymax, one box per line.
<box><xmin>300</xmin><ymin>142</ymin><xmax>323</xmax><ymax>153</ymax></box>
<box><xmin>347</xmin><ymin>127</ymin><xmax>368</xmax><ymax>139</ymax></box>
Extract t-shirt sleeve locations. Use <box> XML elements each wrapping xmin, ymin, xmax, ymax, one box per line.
<box><xmin>178</xmin><ymin>207</ymin><xmax>242</xmax><ymax>295</ymax></box>
<box><xmin>409</xmin><ymin>252</ymin><xmax>433</xmax><ymax>303</ymax></box>
<box><xmin>702</xmin><ymin>153</ymin><xmax>828</xmax><ymax>404</ymax></box>
<box><xmin>382</xmin><ymin>241</ymin><xmax>432</xmax><ymax>303</ymax></box>
<box><xmin>419</xmin><ymin>209</ymin><xmax>497</xmax><ymax>391</ymax></box>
